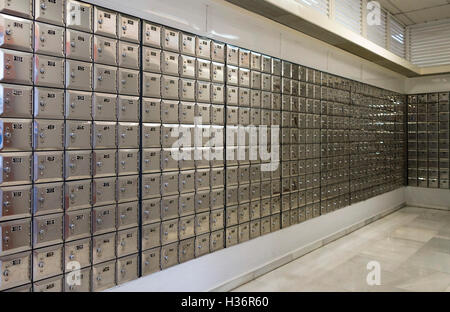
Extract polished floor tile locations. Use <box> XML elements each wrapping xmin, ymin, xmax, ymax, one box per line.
<box><xmin>233</xmin><ymin>206</ymin><xmax>450</xmax><ymax>292</ymax></box>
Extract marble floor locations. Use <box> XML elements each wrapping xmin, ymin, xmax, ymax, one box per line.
<box><xmin>233</xmin><ymin>206</ymin><xmax>450</xmax><ymax>292</ymax></box>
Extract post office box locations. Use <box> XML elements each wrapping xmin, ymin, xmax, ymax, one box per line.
<box><xmin>211</xmin><ymin>62</ymin><xmax>225</xmax><ymax>83</ymax></box>
<box><xmin>250</xmin><ymin>71</ymin><xmax>262</xmax><ymax>90</ymax></box>
<box><xmin>209</xmin><ymin>168</ymin><xmax>224</xmax><ymax>189</ymax></box>
<box><xmin>271</xmin><ymin>76</ymin><xmax>281</xmax><ymax>93</ymax></box>
<box><xmin>270</xmin><ymin>214</ymin><xmax>281</xmax><ymax>232</ymax></box>
<box><xmin>160</xmin><ymin>218</ymin><xmax>178</xmax><ymax>245</ymax></box>
<box><xmin>33</xmin><ymin>54</ymin><xmax>64</xmax><ymax>88</ymax></box>
<box><xmin>64</xmin><ymin>208</ymin><xmax>91</xmax><ymax>241</ymax></box>
<box><xmin>64</xmin><ymin>179</ymin><xmax>91</xmax><ymax>213</ymax></box>
<box><xmin>260</xmin><ymin>216</ymin><xmax>271</xmax><ymax>235</ymax></box>
<box><xmin>176</xmin><ymin>56</ymin><xmax>195</xmax><ymax>81</ymax></box>
<box><xmin>34</xmin><ymin>21</ymin><xmax>64</xmax><ymax>57</ymax></box>
<box><xmin>141</xmin><ymin>100</ymin><xmax>161</xmax><ymax>124</ymax></box>
<box><xmin>194</xmin><ymin>37</ymin><xmax>210</xmax><ymax>60</ymax></box>
<box><xmin>223</xmin><ymin>226</ymin><xmax>238</xmax><ymax>248</ymax></box>
<box><xmin>117</xmin><ymin>175</ymin><xmax>138</xmax><ymax>203</ymax></box>
<box><xmin>195</xmin><ymin>233</ymin><xmax>210</xmax><ymax>257</ymax></box>
<box><xmin>64</xmin><ymin>90</ymin><xmax>91</xmax><ymax>120</ymax></box>
<box><xmin>282</xmin><ymin>61</ymin><xmax>292</xmax><ymax>78</ymax></box>
<box><xmin>195</xmin><ymin>190</ymin><xmax>210</xmax><ymax>213</ymax></box>
<box><xmin>141</xmin><ymin>248</ymin><xmax>161</xmax><ymax>277</ymax></box>
<box><xmin>178</xmin><ymin>237</ymin><xmax>195</xmax><ymax>263</ymax></box>
<box><xmin>141</xmin><ymin>222</ymin><xmax>161</xmax><ymax>251</ymax></box>
<box><xmin>161</xmin><ymin>75</ymin><xmax>179</xmax><ymax>100</ymax></box>
<box><xmin>271</xmin><ymin>195</ymin><xmax>281</xmax><ymax>213</ymax></box>
<box><xmin>117</xmin><ymin>149</ymin><xmax>139</xmax><ymax>176</ymax></box>
<box><xmin>92</xmin><ymin>259</ymin><xmax>116</xmax><ymax>291</ymax></box>
<box><xmin>177</xmin><ymin>211</ymin><xmax>196</xmax><ymax>240</ymax></box>
<box><xmin>160</xmin><ymin>242</ymin><xmax>178</xmax><ymax>269</ymax></box>
<box><xmin>0</xmin><ymin>0</ymin><xmax>32</xmax><ymax>17</ymax></box>
<box><xmin>92</xmin><ymin>122</ymin><xmax>116</xmax><ymax>150</ymax></box>
<box><xmin>195</xmin><ymin>211</ymin><xmax>210</xmax><ymax>235</ymax></box>
<box><xmin>118</xmin><ymin>122</ymin><xmax>139</xmax><ymax>148</ymax></box>
<box><xmin>65</xmin><ymin>0</ymin><xmax>93</xmax><ymax>31</ymax></box>
<box><xmin>249</xmin><ymin>219</ymin><xmax>261</xmax><ymax>239</ymax></box>
<box><xmin>33</xmin><ymin>275</ymin><xmax>63</xmax><ymax>292</ymax></box>
<box><xmin>33</xmin><ymin>151</ymin><xmax>63</xmax><ymax>183</ymax></box>
<box><xmin>197</xmin><ymin>81</ymin><xmax>211</xmax><ymax>102</ymax></box>
<box><xmin>33</xmin><ymin>213</ymin><xmax>63</xmax><ymax>248</ymax></box>
<box><xmin>92</xmin><ymin>204</ymin><xmax>116</xmax><ymax>235</ymax></box>
<box><xmin>160</xmin><ymin>101</ymin><xmax>179</xmax><ymax>125</ymax></box>
<box><xmin>0</xmin><ymin>218</ymin><xmax>30</xmax><ymax>256</ymax></box>
<box><xmin>35</xmin><ymin>0</ymin><xmax>64</xmax><ymax>25</ymax></box>
<box><xmin>64</xmin><ymin>267</ymin><xmax>91</xmax><ymax>292</ymax></box>
<box><xmin>194</xmin><ymin>168</ymin><xmax>209</xmax><ymax>191</ymax></box>
<box><xmin>248</xmin><ymin>200</ymin><xmax>261</xmax><ymax>220</ymax></box>
<box><xmin>117</xmin><ymin>95</ymin><xmax>139</xmax><ymax>122</ymax></box>
<box><xmin>64</xmin><ymin>238</ymin><xmax>91</xmax><ymax>270</ymax></box>
<box><xmin>238</xmin><ymin>69</ymin><xmax>250</xmax><ymax>88</ymax></box>
<box><xmin>226</xmin><ymin>65</ymin><xmax>238</xmax><ymax>85</ymax></box>
<box><xmin>140</xmin><ymin>148</ymin><xmax>160</xmax><ymax>174</ymax></box>
<box><xmin>94</xmin><ymin>7</ymin><xmax>117</xmax><ymax>38</ymax></box>
<box><xmin>0</xmin><ymin>152</ymin><xmax>32</xmax><ymax>186</ymax></box>
<box><xmin>178</xmin><ymin>170</ymin><xmax>194</xmax><ymax>194</ymax></box>
<box><xmin>142</xmin><ymin>48</ymin><xmax>161</xmax><ymax>75</ymax></box>
<box><xmin>160</xmin><ymin>195</ymin><xmax>178</xmax><ymax>221</ymax></box>
<box><xmin>94</xmin><ymin>64</ymin><xmax>117</xmax><ymax>93</ymax></box>
<box><xmin>178</xmin><ymin>101</ymin><xmax>195</xmax><ymax>124</ymax></box>
<box><xmin>64</xmin><ymin>121</ymin><xmax>92</xmax><ymax>151</ymax></box>
<box><xmin>117</xmin><ymin>227</ymin><xmax>139</xmax><ymax>257</ymax></box>
<box><xmin>197</xmin><ymin>59</ymin><xmax>211</xmax><ymax>82</ymax></box>
<box><xmin>0</xmin><ymin>184</ymin><xmax>31</xmax><ymax>221</ymax></box>
<box><xmin>179</xmin><ymin>192</ymin><xmax>195</xmax><ymax>216</ymax></box>
<box><xmin>0</xmin><ymin>49</ymin><xmax>33</xmax><ymax>85</ymax></box>
<box><xmin>239</xmin><ymin>88</ymin><xmax>251</xmax><ymax>108</ymax></box>
<box><xmin>92</xmin><ymin>232</ymin><xmax>115</xmax><ymax>265</ymax></box>
<box><xmin>65</xmin><ymin>60</ymin><xmax>93</xmax><ymax>92</ymax></box>
<box><xmin>238</xmin><ymin>222</ymin><xmax>250</xmax><ymax>243</ymax></box>
<box><xmin>118</xmin><ymin>68</ymin><xmax>140</xmax><ymax>96</ymax></box>
<box><xmin>162</xmin><ymin>27</ymin><xmax>179</xmax><ymax>52</ymax></box>
<box><xmin>33</xmin><ymin>119</ymin><xmax>63</xmax><ymax>151</ymax></box>
<box><xmin>211</xmin><ymin>41</ymin><xmax>225</xmax><ymax>63</ymax></box>
<box><xmin>0</xmin><ymin>118</ymin><xmax>32</xmax><ymax>152</ymax></box>
<box><xmin>238</xmin><ymin>202</ymin><xmax>250</xmax><ymax>223</ymax></box>
<box><xmin>161</xmin><ymin>172</ymin><xmax>178</xmax><ymax>196</ymax></box>
<box><xmin>0</xmin><ymin>84</ymin><xmax>32</xmax><ymax>118</ymax></box>
<box><xmin>92</xmin><ymin>177</ymin><xmax>116</xmax><ymax>207</ymax></box>
<box><xmin>211</xmin><ymin>84</ymin><xmax>225</xmax><ymax>104</ymax></box>
<box><xmin>117</xmin><ymin>201</ymin><xmax>138</xmax><ymax>230</ymax></box>
<box><xmin>141</xmin><ymin>124</ymin><xmax>160</xmax><ymax>149</ymax></box>
<box><xmin>0</xmin><ymin>15</ymin><xmax>32</xmax><ymax>52</ymax></box>
<box><xmin>118</xmin><ymin>14</ymin><xmax>140</xmax><ymax>43</ymax></box>
<box><xmin>160</xmin><ymin>51</ymin><xmax>179</xmax><ymax>76</ymax></box>
<box><xmin>93</xmin><ymin>36</ymin><xmax>118</xmax><ymax>65</ymax></box>
<box><xmin>162</xmin><ymin>148</ymin><xmax>180</xmax><ymax>171</ymax></box>
<box><xmin>0</xmin><ymin>250</ymin><xmax>31</xmax><ymax>291</ymax></box>
<box><xmin>261</xmin><ymin>73</ymin><xmax>271</xmax><ymax>91</ymax></box>
<box><xmin>208</xmin><ymin>208</ymin><xmax>224</xmax><ymax>231</ymax></box>
<box><xmin>281</xmin><ymin>211</ymin><xmax>290</xmax><ymax>228</ymax></box>
<box><xmin>64</xmin><ymin>151</ymin><xmax>92</xmax><ymax>180</ymax></box>
<box><xmin>143</xmin><ymin>21</ymin><xmax>161</xmax><ymax>47</ymax></box>
<box><xmin>226</xmin><ymin>85</ymin><xmax>238</xmax><ymax>106</ymax></box>
<box><xmin>92</xmin><ymin>93</ymin><xmax>116</xmax><ymax>120</ymax></box>
<box><xmin>65</xmin><ymin>29</ymin><xmax>92</xmax><ymax>62</ymax></box>
<box><xmin>179</xmin><ymin>79</ymin><xmax>196</xmax><ymax>101</ymax></box>
<box><xmin>33</xmin><ymin>244</ymin><xmax>63</xmax><ymax>281</ymax></box>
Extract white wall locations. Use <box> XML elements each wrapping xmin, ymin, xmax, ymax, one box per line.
<box><xmin>86</xmin><ymin>0</ymin><xmax>406</xmax><ymax>93</ymax></box>
<box><xmin>405</xmin><ymin>187</ymin><xmax>450</xmax><ymax>210</ymax></box>
<box><xmin>405</xmin><ymin>74</ymin><xmax>450</xmax><ymax>94</ymax></box>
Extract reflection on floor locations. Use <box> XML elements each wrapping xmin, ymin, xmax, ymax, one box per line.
<box><xmin>232</xmin><ymin>206</ymin><xmax>450</xmax><ymax>292</ymax></box>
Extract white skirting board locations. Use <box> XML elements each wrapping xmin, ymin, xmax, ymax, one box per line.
<box><xmin>405</xmin><ymin>187</ymin><xmax>450</xmax><ymax>211</ymax></box>
<box><xmin>107</xmin><ymin>187</ymin><xmax>405</xmax><ymax>292</ymax></box>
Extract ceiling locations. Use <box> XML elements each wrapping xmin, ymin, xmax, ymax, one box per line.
<box><xmin>378</xmin><ymin>0</ymin><xmax>450</xmax><ymax>25</ymax></box>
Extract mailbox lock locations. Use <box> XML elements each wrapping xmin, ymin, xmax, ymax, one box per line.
<box><xmin>69</xmin><ymin>255</ymin><xmax>75</xmax><ymax>260</ymax></box>
<box><xmin>3</xmin><ymin>201</ymin><xmax>10</xmax><ymax>207</ymax></box>
<box><xmin>120</xmin><ymin>187</ymin><xmax>125</xmax><ymax>193</ymax></box>
<box><xmin>5</xmin><ymin>29</ymin><xmax>12</xmax><ymax>36</ymax></box>
<box><xmin>39</xmin><ymin>197</ymin><xmax>45</xmax><ymax>203</ymax></box>
<box><xmin>164</xmin><ymin>255</ymin><xmax>168</xmax><ymax>261</ymax></box>
<box><xmin>3</xmin><ymin>167</ymin><xmax>10</xmax><ymax>173</ymax></box>
<box><xmin>71</xmin><ymin>41</ymin><xmax>76</xmax><ymax>48</ymax></box>
<box><xmin>40</xmin><ymin>68</ymin><xmax>45</xmax><ymax>74</ymax></box>
<box><xmin>121</xmin><ymin>269</ymin><xmax>126</xmax><ymax>274</ymax></box>
<box><xmin>69</xmin><ymin>223</ymin><xmax>75</xmax><ymax>230</ymax></box>
<box><xmin>120</xmin><ymin>214</ymin><xmax>125</xmax><ymax>219</ymax></box>
<box><xmin>3</xmin><ymin>269</ymin><xmax>10</xmax><ymax>277</ymax></box>
<box><xmin>97</xmin><ymin>218</ymin><xmax>102</xmax><ymax>224</ymax></box>
<box><xmin>38</xmin><ymin>261</ymin><xmax>44</xmax><ymax>268</ymax></box>
<box><xmin>70</xmin><ymin>193</ymin><xmax>76</xmax><ymax>200</ymax></box>
<box><xmin>96</xmin><ymin>276</ymin><xmax>102</xmax><ymax>281</ymax></box>
<box><xmin>120</xmin><ymin>241</ymin><xmax>126</xmax><ymax>246</ymax></box>
<box><xmin>41</xmin><ymin>3</ymin><xmax>47</xmax><ymax>9</ymax></box>
<box><xmin>98</xmin><ymin>19</ymin><xmax>103</xmax><ymax>25</ymax></box>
